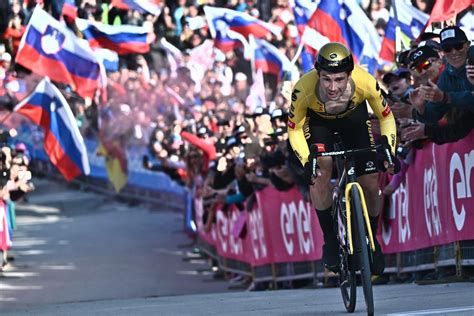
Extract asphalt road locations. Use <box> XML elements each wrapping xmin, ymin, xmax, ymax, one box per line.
<box><xmin>1</xmin><ymin>179</ymin><xmax>473</xmax><ymax>315</ymax></box>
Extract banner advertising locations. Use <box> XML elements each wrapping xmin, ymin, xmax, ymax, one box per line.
<box><xmin>381</xmin><ymin>131</ymin><xmax>474</xmax><ymax>253</ymax></box>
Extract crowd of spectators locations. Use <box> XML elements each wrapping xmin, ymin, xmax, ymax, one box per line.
<box><xmin>0</xmin><ymin>0</ymin><xmax>472</xmax><ymax>287</ymax></box>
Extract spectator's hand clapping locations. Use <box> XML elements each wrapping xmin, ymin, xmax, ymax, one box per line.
<box><xmin>401</xmin><ymin>122</ymin><xmax>426</xmax><ymax>143</ymax></box>
<box><xmin>419</xmin><ymin>79</ymin><xmax>444</xmax><ymax>103</ymax></box>
<box><xmin>409</xmin><ymin>88</ymin><xmax>426</xmax><ymax>114</ymax></box>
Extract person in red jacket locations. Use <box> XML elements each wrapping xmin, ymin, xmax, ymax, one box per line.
<box><xmin>180</xmin><ymin>125</ymin><xmax>216</xmax><ymax>177</ymax></box>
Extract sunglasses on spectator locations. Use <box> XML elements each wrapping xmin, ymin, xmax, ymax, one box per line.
<box><xmin>442</xmin><ymin>42</ymin><xmax>465</xmax><ymax>53</ymax></box>
<box><xmin>411</xmin><ymin>60</ymin><xmax>432</xmax><ymax>74</ymax></box>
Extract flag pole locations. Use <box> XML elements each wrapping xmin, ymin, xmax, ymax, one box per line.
<box><xmin>249</xmin><ymin>35</ymin><xmax>256</xmax><ymax>82</ymax></box>
<box><xmin>290</xmin><ymin>40</ymin><xmax>304</xmax><ymax>67</ymax></box>
<box><xmin>392</xmin><ymin>0</ymin><xmax>406</xmax><ymax>57</ymax></box>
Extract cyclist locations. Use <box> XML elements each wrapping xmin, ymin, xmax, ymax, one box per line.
<box><xmin>287</xmin><ymin>42</ymin><xmax>398</xmax><ymax>274</ymax></box>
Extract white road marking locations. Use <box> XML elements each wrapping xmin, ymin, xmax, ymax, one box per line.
<box><xmin>387</xmin><ymin>306</ymin><xmax>474</xmax><ymax>315</ymax></box>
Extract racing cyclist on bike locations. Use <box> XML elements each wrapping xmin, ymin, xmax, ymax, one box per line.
<box><xmin>287</xmin><ymin>42</ymin><xmax>398</xmax><ymax>274</ymax></box>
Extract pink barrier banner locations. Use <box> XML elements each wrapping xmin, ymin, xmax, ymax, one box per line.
<box><xmin>195</xmin><ymin>186</ymin><xmax>323</xmax><ymax>266</ymax></box>
<box><xmin>381</xmin><ymin>131</ymin><xmax>474</xmax><ymax>253</ymax></box>
<box><xmin>256</xmin><ymin>186</ymin><xmax>323</xmax><ymax>263</ymax></box>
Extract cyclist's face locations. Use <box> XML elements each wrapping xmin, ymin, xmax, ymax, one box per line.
<box><xmin>319</xmin><ymin>71</ymin><xmax>350</xmax><ymax>100</ymax></box>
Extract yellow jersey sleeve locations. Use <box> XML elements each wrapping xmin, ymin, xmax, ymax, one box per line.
<box><xmin>287</xmin><ymin>72</ymin><xmax>314</xmax><ymax>166</ymax></box>
<box><xmin>356</xmin><ymin>68</ymin><xmax>397</xmax><ymax>154</ymax></box>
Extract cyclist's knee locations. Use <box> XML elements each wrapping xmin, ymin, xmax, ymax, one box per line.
<box><xmin>358</xmin><ymin>173</ymin><xmax>380</xmax><ymax>198</ymax></box>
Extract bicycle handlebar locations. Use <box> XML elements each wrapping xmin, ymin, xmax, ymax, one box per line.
<box><xmin>309</xmin><ymin>136</ymin><xmax>395</xmax><ymax>177</ymax></box>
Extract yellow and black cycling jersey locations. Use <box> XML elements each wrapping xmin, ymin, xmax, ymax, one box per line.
<box><xmin>287</xmin><ymin>65</ymin><xmax>397</xmax><ymax>166</ymax></box>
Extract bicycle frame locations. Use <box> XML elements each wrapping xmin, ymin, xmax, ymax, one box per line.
<box><xmin>318</xmin><ymin>149</ymin><xmax>376</xmax><ymax>256</ymax></box>
<box><xmin>343</xmin><ymin>161</ymin><xmax>375</xmax><ymax>255</ymax></box>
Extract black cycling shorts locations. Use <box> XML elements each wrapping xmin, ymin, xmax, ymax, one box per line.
<box><xmin>306</xmin><ymin>103</ymin><xmax>378</xmax><ymax>177</ymax></box>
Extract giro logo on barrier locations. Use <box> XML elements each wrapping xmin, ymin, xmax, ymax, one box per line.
<box><xmin>424</xmin><ymin>165</ymin><xmax>442</xmax><ymax>237</ymax></box>
<box><xmin>383</xmin><ymin>180</ymin><xmax>410</xmax><ymax>245</ymax></box>
<box><xmin>280</xmin><ymin>200</ymin><xmax>314</xmax><ymax>255</ymax></box>
<box><xmin>449</xmin><ymin>151</ymin><xmax>474</xmax><ymax>231</ymax></box>
<box><xmin>216</xmin><ymin>210</ymin><xmax>243</xmax><ymax>255</ymax></box>
<box><xmin>395</xmin><ymin>180</ymin><xmax>410</xmax><ymax>244</ymax></box>
<box><xmin>248</xmin><ymin>205</ymin><xmax>267</xmax><ymax>260</ymax></box>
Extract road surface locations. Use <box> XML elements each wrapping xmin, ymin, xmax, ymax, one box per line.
<box><xmin>1</xmin><ymin>179</ymin><xmax>473</xmax><ymax>315</ymax></box>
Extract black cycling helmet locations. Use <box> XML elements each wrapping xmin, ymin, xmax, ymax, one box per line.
<box><xmin>315</xmin><ymin>42</ymin><xmax>354</xmax><ymax>73</ymax></box>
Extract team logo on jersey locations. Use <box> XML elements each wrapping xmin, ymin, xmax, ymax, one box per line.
<box><xmin>291</xmin><ymin>89</ymin><xmax>300</xmax><ymax>102</ymax></box>
<box><xmin>382</xmin><ymin>106</ymin><xmax>391</xmax><ymax>117</ymax></box>
<box><xmin>288</xmin><ymin>120</ymin><xmax>296</xmax><ymax>129</ymax></box>
<box><xmin>289</xmin><ymin>104</ymin><xmax>295</xmax><ymax>118</ymax></box>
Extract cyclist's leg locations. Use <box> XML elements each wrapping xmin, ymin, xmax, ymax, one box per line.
<box><xmin>307</xmin><ymin>111</ymin><xmax>339</xmax><ymax>270</ymax></box>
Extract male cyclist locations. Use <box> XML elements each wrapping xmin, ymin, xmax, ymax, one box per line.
<box><xmin>287</xmin><ymin>42</ymin><xmax>398</xmax><ymax>274</ymax></box>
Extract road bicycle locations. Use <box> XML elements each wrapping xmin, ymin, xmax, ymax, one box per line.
<box><xmin>311</xmin><ymin>134</ymin><xmax>394</xmax><ymax>316</ymax></box>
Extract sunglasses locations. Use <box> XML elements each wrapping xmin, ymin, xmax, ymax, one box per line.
<box><xmin>411</xmin><ymin>59</ymin><xmax>432</xmax><ymax>74</ymax></box>
<box><xmin>442</xmin><ymin>42</ymin><xmax>465</xmax><ymax>53</ymax></box>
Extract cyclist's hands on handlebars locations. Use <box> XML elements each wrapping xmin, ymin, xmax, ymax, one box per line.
<box><xmin>376</xmin><ymin>136</ymin><xmax>401</xmax><ymax>174</ymax></box>
<box><xmin>304</xmin><ymin>145</ymin><xmax>322</xmax><ymax>185</ymax></box>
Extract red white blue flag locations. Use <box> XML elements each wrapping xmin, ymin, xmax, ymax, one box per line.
<box><xmin>76</xmin><ymin>19</ymin><xmax>151</xmax><ymax>55</ymax></box>
<box><xmin>204</xmin><ymin>6</ymin><xmax>281</xmax><ymax>53</ymax></box>
<box><xmin>308</xmin><ymin>0</ymin><xmax>381</xmax><ymax>74</ymax></box>
<box><xmin>379</xmin><ymin>0</ymin><xmax>428</xmax><ymax>62</ymax></box>
<box><xmin>15</xmin><ymin>7</ymin><xmax>101</xmax><ymax>99</ymax></box>
<box><xmin>14</xmin><ymin>78</ymin><xmax>90</xmax><ymax>181</ymax></box>
<box><xmin>289</xmin><ymin>0</ymin><xmax>318</xmax><ymax>72</ymax></box>
<box><xmin>250</xmin><ymin>36</ymin><xmax>292</xmax><ymax>79</ymax></box>
<box><xmin>111</xmin><ymin>0</ymin><xmax>162</xmax><ymax>16</ymax></box>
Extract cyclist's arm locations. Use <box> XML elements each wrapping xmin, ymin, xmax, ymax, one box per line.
<box><xmin>364</xmin><ymin>77</ymin><xmax>397</xmax><ymax>155</ymax></box>
<box><xmin>287</xmin><ymin>85</ymin><xmax>309</xmax><ymax>166</ymax></box>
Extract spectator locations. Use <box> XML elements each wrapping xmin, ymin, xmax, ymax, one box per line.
<box><xmin>407</xmin><ymin>45</ymin><xmax>444</xmax><ymax>88</ymax></box>
<box><xmin>410</xmin><ymin>26</ymin><xmax>474</xmax><ymax>124</ymax></box>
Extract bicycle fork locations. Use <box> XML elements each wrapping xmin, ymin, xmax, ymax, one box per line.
<box><xmin>344</xmin><ymin>182</ymin><xmax>375</xmax><ymax>255</ymax></box>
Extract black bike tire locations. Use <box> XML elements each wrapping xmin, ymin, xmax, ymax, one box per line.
<box><xmin>340</xmin><ymin>253</ymin><xmax>357</xmax><ymax>312</ymax></box>
<box><xmin>335</xmin><ymin>193</ymin><xmax>357</xmax><ymax>312</ymax></box>
<box><xmin>351</xmin><ymin>186</ymin><xmax>374</xmax><ymax>316</ymax></box>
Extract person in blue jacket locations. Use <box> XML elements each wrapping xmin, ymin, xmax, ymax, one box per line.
<box><xmin>410</xmin><ymin>26</ymin><xmax>473</xmax><ymax>124</ymax></box>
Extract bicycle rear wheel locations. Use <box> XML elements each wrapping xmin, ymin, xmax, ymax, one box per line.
<box><xmin>350</xmin><ymin>186</ymin><xmax>374</xmax><ymax>316</ymax></box>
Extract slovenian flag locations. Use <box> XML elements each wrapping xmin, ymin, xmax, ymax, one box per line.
<box><xmin>76</xmin><ymin>19</ymin><xmax>152</xmax><ymax>55</ymax></box>
<box><xmin>14</xmin><ymin>78</ymin><xmax>90</xmax><ymax>181</ymax></box>
<box><xmin>15</xmin><ymin>7</ymin><xmax>101</xmax><ymax>99</ymax></box>
<box><xmin>379</xmin><ymin>0</ymin><xmax>428</xmax><ymax>62</ymax></box>
<box><xmin>204</xmin><ymin>5</ymin><xmax>281</xmax><ymax>53</ymax></box>
<box><xmin>289</xmin><ymin>0</ymin><xmax>318</xmax><ymax>72</ymax></box>
<box><xmin>250</xmin><ymin>36</ymin><xmax>292</xmax><ymax>80</ymax></box>
<box><xmin>111</xmin><ymin>0</ymin><xmax>162</xmax><ymax>16</ymax></box>
<box><xmin>308</xmin><ymin>0</ymin><xmax>382</xmax><ymax>74</ymax></box>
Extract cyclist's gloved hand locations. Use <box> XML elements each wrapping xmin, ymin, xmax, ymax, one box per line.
<box><xmin>375</xmin><ymin>136</ymin><xmax>401</xmax><ymax>174</ymax></box>
<box><xmin>304</xmin><ymin>162</ymin><xmax>314</xmax><ymax>186</ymax></box>
<box><xmin>304</xmin><ymin>145</ymin><xmax>321</xmax><ymax>185</ymax></box>
<box><xmin>376</xmin><ymin>153</ymin><xmax>401</xmax><ymax>174</ymax></box>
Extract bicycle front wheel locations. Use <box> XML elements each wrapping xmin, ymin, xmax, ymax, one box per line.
<box><xmin>350</xmin><ymin>186</ymin><xmax>374</xmax><ymax>316</ymax></box>
<box><xmin>340</xmin><ymin>249</ymin><xmax>357</xmax><ymax>312</ymax></box>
